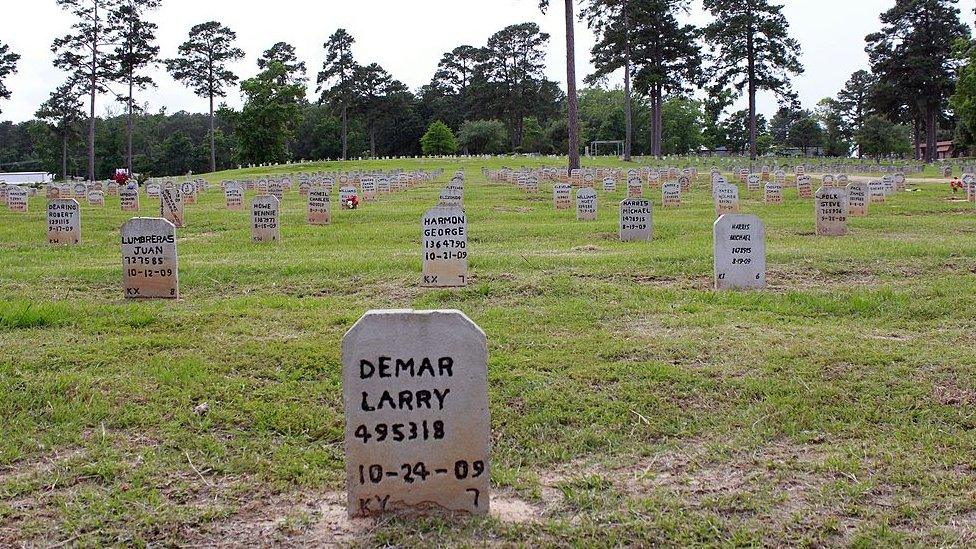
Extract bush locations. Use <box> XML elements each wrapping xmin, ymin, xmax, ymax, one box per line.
<box><xmin>458</xmin><ymin>120</ymin><xmax>508</xmax><ymax>155</ymax></box>
<box><xmin>420</xmin><ymin>121</ymin><xmax>459</xmax><ymax>156</ymax></box>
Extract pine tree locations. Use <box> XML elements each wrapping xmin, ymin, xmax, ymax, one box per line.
<box><xmin>258</xmin><ymin>42</ymin><xmax>307</xmax><ymax>87</ymax></box>
<box><xmin>108</xmin><ymin>0</ymin><xmax>161</xmax><ymax>175</ymax></box>
<box><xmin>36</xmin><ymin>77</ymin><xmax>86</xmax><ymax>181</ymax></box>
<box><xmin>165</xmin><ymin>21</ymin><xmax>244</xmax><ymax>173</ymax></box>
<box><xmin>703</xmin><ymin>0</ymin><xmax>803</xmax><ymax>161</ymax></box>
<box><xmin>0</xmin><ymin>41</ymin><xmax>20</xmax><ymax>113</ymax></box>
<box><xmin>867</xmin><ymin>0</ymin><xmax>969</xmax><ymax>162</ymax></box>
<box><xmin>540</xmin><ymin>0</ymin><xmax>581</xmax><ymax>173</ymax></box>
<box><xmin>53</xmin><ymin>0</ymin><xmax>120</xmax><ymax>181</ymax></box>
<box><xmin>316</xmin><ymin>29</ymin><xmax>358</xmax><ymax>161</ymax></box>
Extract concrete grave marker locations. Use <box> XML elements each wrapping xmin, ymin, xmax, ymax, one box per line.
<box><xmin>603</xmin><ymin>177</ymin><xmax>616</xmax><ymax>192</ymax></box>
<box><xmin>120</xmin><ymin>187</ymin><xmax>140</xmax><ymax>212</ymax></box>
<box><xmin>47</xmin><ymin>199</ymin><xmax>81</xmax><ymax>245</ymax></box>
<box><xmin>251</xmin><ymin>195</ymin><xmax>281</xmax><ymax>242</ymax></box>
<box><xmin>619</xmin><ymin>198</ymin><xmax>652</xmax><ymax>242</ymax></box>
<box><xmin>764</xmin><ymin>182</ymin><xmax>783</xmax><ymax>204</ymax></box>
<box><xmin>160</xmin><ymin>188</ymin><xmax>185</xmax><ymax>228</ymax></box>
<box><xmin>747</xmin><ymin>174</ymin><xmax>761</xmax><ymax>191</ymax></box>
<box><xmin>180</xmin><ymin>182</ymin><xmax>197</xmax><ymax>205</ymax></box>
<box><xmin>340</xmin><ymin>186</ymin><xmax>357</xmax><ymax>209</ymax></box>
<box><xmin>576</xmin><ymin>188</ymin><xmax>597</xmax><ymax>221</ymax></box>
<box><xmin>422</xmin><ymin>207</ymin><xmax>468</xmax><ymax>287</ymax></box>
<box><xmin>713</xmin><ymin>214</ymin><xmax>766</xmax><ymax>290</ymax></box>
<box><xmin>714</xmin><ymin>183</ymin><xmax>740</xmax><ymax>216</ymax></box>
<box><xmin>342</xmin><ymin>309</ymin><xmax>490</xmax><ymax>517</ymax></box>
<box><xmin>121</xmin><ymin>218</ymin><xmax>179</xmax><ymax>299</ymax></box>
<box><xmin>225</xmin><ymin>184</ymin><xmax>244</xmax><ymax>210</ymax></box>
<box><xmin>662</xmin><ymin>181</ymin><xmax>681</xmax><ymax>208</ymax></box>
<box><xmin>847</xmin><ymin>181</ymin><xmax>868</xmax><ymax>216</ymax></box>
<box><xmin>869</xmin><ymin>181</ymin><xmax>886</xmax><ymax>204</ymax></box>
<box><xmin>73</xmin><ymin>183</ymin><xmax>87</xmax><ymax>199</ymax></box>
<box><xmin>361</xmin><ymin>178</ymin><xmax>377</xmax><ymax>201</ymax></box>
<box><xmin>269</xmin><ymin>180</ymin><xmax>284</xmax><ymax>202</ymax></box>
<box><xmin>627</xmin><ymin>178</ymin><xmax>643</xmax><ymax>198</ymax></box>
<box><xmin>307</xmin><ymin>189</ymin><xmax>332</xmax><ymax>225</ymax></box>
<box><xmin>7</xmin><ymin>186</ymin><xmax>28</xmax><ymax>212</ymax></box>
<box><xmin>815</xmin><ymin>187</ymin><xmax>849</xmax><ymax>236</ymax></box>
<box><xmin>796</xmin><ymin>175</ymin><xmax>813</xmax><ymax>198</ymax></box>
<box><xmin>88</xmin><ymin>190</ymin><xmax>104</xmax><ymax>207</ymax></box>
<box><xmin>553</xmin><ymin>183</ymin><xmax>572</xmax><ymax>210</ymax></box>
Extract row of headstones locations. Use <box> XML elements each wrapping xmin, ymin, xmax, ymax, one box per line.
<box><xmin>423</xmin><ymin>172</ymin><xmax>468</xmax><ymax>288</ymax></box>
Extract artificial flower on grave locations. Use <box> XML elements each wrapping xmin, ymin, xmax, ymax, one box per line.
<box><xmin>347</xmin><ymin>195</ymin><xmax>360</xmax><ymax>209</ymax></box>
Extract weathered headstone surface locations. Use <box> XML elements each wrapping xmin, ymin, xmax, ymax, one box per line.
<box><xmin>439</xmin><ymin>187</ymin><xmax>463</xmax><ymax>207</ymax></box>
<box><xmin>713</xmin><ymin>214</ymin><xmax>766</xmax><ymax>290</ymax></box>
<box><xmin>47</xmin><ymin>199</ymin><xmax>81</xmax><ymax>245</ymax></box>
<box><xmin>764</xmin><ymin>182</ymin><xmax>782</xmax><ymax>204</ymax></box>
<box><xmin>342</xmin><ymin>309</ymin><xmax>490</xmax><ymax>518</ymax></box>
<box><xmin>7</xmin><ymin>186</ymin><xmax>28</xmax><ymax>212</ymax></box>
<box><xmin>422</xmin><ymin>207</ymin><xmax>468</xmax><ymax>287</ymax></box>
<box><xmin>796</xmin><ymin>175</ymin><xmax>813</xmax><ymax>198</ymax></box>
<box><xmin>553</xmin><ymin>183</ymin><xmax>572</xmax><ymax>210</ymax></box>
<box><xmin>308</xmin><ymin>189</ymin><xmax>331</xmax><ymax>225</ymax></box>
<box><xmin>603</xmin><ymin>177</ymin><xmax>616</xmax><ymax>193</ymax></box>
<box><xmin>627</xmin><ymin>178</ymin><xmax>643</xmax><ymax>198</ymax></box>
<box><xmin>747</xmin><ymin>174</ymin><xmax>761</xmax><ymax>191</ymax></box>
<box><xmin>180</xmin><ymin>182</ymin><xmax>197</xmax><ymax>205</ymax></box>
<box><xmin>88</xmin><ymin>190</ymin><xmax>105</xmax><ymax>207</ymax></box>
<box><xmin>340</xmin><ymin>186</ymin><xmax>357</xmax><ymax>209</ymax></box>
<box><xmin>120</xmin><ymin>187</ymin><xmax>140</xmax><ymax>212</ymax></box>
<box><xmin>121</xmin><ymin>218</ymin><xmax>179</xmax><ymax>299</ymax></box>
<box><xmin>662</xmin><ymin>181</ymin><xmax>681</xmax><ymax>208</ymax></box>
<box><xmin>815</xmin><ymin>187</ymin><xmax>849</xmax><ymax>236</ymax></box>
<box><xmin>576</xmin><ymin>188</ymin><xmax>597</xmax><ymax>221</ymax></box>
<box><xmin>251</xmin><ymin>195</ymin><xmax>281</xmax><ymax>242</ymax></box>
<box><xmin>73</xmin><ymin>183</ymin><xmax>87</xmax><ymax>199</ymax></box>
<box><xmin>869</xmin><ymin>181</ymin><xmax>886</xmax><ymax>204</ymax></box>
<box><xmin>714</xmin><ymin>183</ymin><xmax>740</xmax><ymax>216</ymax></box>
<box><xmin>160</xmin><ymin>188</ymin><xmax>185</xmax><ymax>228</ymax></box>
<box><xmin>361</xmin><ymin>178</ymin><xmax>377</xmax><ymax>201</ymax></box>
<box><xmin>619</xmin><ymin>199</ymin><xmax>652</xmax><ymax>242</ymax></box>
<box><xmin>225</xmin><ymin>185</ymin><xmax>244</xmax><ymax>210</ymax></box>
<box><xmin>847</xmin><ymin>181</ymin><xmax>868</xmax><ymax>216</ymax></box>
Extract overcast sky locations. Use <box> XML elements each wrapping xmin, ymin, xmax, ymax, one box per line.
<box><xmin>1</xmin><ymin>0</ymin><xmax>974</xmax><ymax>124</ymax></box>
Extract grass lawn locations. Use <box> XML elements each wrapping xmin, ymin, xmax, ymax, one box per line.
<box><xmin>1</xmin><ymin>156</ymin><xmax>975</xmax><ymax>546</ymax></box>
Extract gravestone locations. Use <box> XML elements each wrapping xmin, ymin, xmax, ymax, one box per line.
<box><xmin>627</xmin><ymin>178</ymin><xmax>643</xmax><ymax>198</ymax></box>
<box><xmin>7</xmin><ymin>186</ymin><xmax>28</xmax><ymax>212</ymax></box>
<box><xmin>747</xmin><ymin>174</ymin><xmax>761</xmax><ymax>191</ymax></box>
<box><xmin>815</xmin><ymin>187</ymin><xmax>849</xmax><ymax>236</ymax></box>
<box><xmin>269</xmin><ymin>180</ymin><xmax>284</xmax><ymax>202</ymax></box>
<box><xmin>714</xmin><ymin>183</ymin><xmax>740</xmax><ymax>216</ymax></box>
<box><xmin>88</xmin><ymin>190</ymin><xmax>105</xmax><ymax>207</ymax></box>
<box><xmin>847</xmin><ymin>181</ymin><xmax>868</xmax><ymax>216</ymax></box>
<box><xmin>121</xmin><ymin>218</ymin><xmax>179</xmax><ymax>299</ymax></box>
<box><xmin>796</xmin><ymin>175</ymin><xmax>813</xmax><ymax>198</ymax></box>
<box><xmin>882</xmin><ymin>175</ymin><xmax>895</xmax><ymax>195</ymax></box>
<box><xmin>422</xmin><ymin>207</ymin><xmax>468</xmax><ymax>287</ymax></box>
<box><xmin>439</xmin><ymin>187</ymin><xmax>463</xmax><ymax>207</ymax></box>
<box><xmin>342</xmin><ymin>309</ymin><xmax>490</xmax><ymax>517</ymax></box>
<box><xmin>764</xmin><ymin>182</ymin><xmax>783</xmax><ymax>204</ymax></box>
<box><xmin>893</xmin><ymin>173</ymin><xmax>906</xmax><ymax>191</ymax></box>
<box><xmin>73</xmin><ymin>183</ymin><xmax>87</xmax><ymax>199</ymax></box>
<box><xmin>619</xmin><ymin>199</ymin><xmax>652</xmax><ymax>242</ymax></box>
<box><xmin>340</xmin><ymin>186</ymin><xmax>358</xmax><ymax>209</ymax></box>
<box><xmin>225</xmin><ymin>185</ymin><xmax>244</xmax><ymax>210</ymax></box>
<box><xmin>120</xmin><ymin>187</ymin><xmax>140</xmax><ymax>212</ymax></box>
<box><xmin>308</xmin><ymin>189</ymin><xmax>331</xmax><ymax>225</ymax></box>
<box><xmin>180</xmin><ymin>182</ymin><xmax>197</xmax><ymax>205</ymax></box>
<box><xmin>678</xmin><ymin>175</ymin><xmax>691</xmax><ymax>192</ymax></box>
<box><xmin>553</xmin><ymin>183</ymin><xmax>572</xmax><ymax>210</ymax></box>
<box><xmin>47</xmin><ymin>199</ymin><xmax>81</xmax><ymax>245</ymax></box>
<box><xmin>603</xmin><ymin>177</ymin><xmax>616</xmax><ymax>192</ymax></box>
<box><xmin>251</xmin><ymin>195</ymin><xmax>281</xmax><ymax>243</ymax></box>
<box><xmin>713</xmin><ymin>214</ymin><xmax>766</xmax><ymax>290</ymax></box>
<box><xmin>160</xmin><ymin>188</ymin><xmax>185</xmax><ymax>228</ymax></box>
<box><xmin>361</xmin><ymin>178</ymin><xmax>377</xmax><ymax>201</ymax></box>
<box><xmin>662</xmin><ymin>181</ymin><xmax>681</xmax><ymax>208</ymax></box>
<box><xmin>146</xmin><ymin>182</ymin><xmax>160</xmax><ymax>198</ymax></box>
<box><xmin>869</xmin><ymin>181</ymin><xmax>886</xmax><ymax>204</ymax></box>
<box><xmin>576</xmin><ymin>188</ymin><xmax>597</xmax><ymax>221</ymax></box>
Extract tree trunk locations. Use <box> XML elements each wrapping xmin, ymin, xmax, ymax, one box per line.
<box><xmin>209</xmin><ymin>92</ymin><xmax>216</xmax><ymax>172</ymax></box>
<box><xmin>623</xmin><ymin>3</ymin><xmax>632</xmax><ymax>162</ymax></box>
<box><xmin>88</xmin><ymin>52</ymin><xmax>97</xmax><ymax>181</ymax></box>
<box><xmin>341</xmin><ymin>104</ymin><xmax>348</xmax><ymax>160</ymax></box>
<box><xmin>127</xmin><ymin>75</ymin><xmax>134</xmax><ymax>175</ymax></box>
<box><xmin>913</xmin><ymin>118</ymin><xmax>921</xmax><ymax>161</ymax></box>
<box><xmin>62</xmin><ymin>131</ymin><xmax>68</xmax><ymax>182</ymax></box>
<box><xmin>370</xmin><ymin>125</ymin><xmax>376</xmax><ymax>158</ymax></box>
<box><xmin>925</xmin><ymin>107</ymin><xmax>937</xmax><ymax>163</ymax></box>
<box><xmin>746</xmin><ymin>5</ymin><xmax>757</xmax><ymax>161</ymax></box>
<box><xmin>565</xmin><ymin>0</ymin><xmax>580</xmax><ymax>173</ymax></box>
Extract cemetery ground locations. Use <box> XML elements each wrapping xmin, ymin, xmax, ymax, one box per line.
<box><xmin>1</xmin><ymin>158</ymin><xmax>976</xmax><ymax>546</ymax></box>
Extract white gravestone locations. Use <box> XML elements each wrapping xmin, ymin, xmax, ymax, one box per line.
<box><xmin>308</xmin><ymin>189</ymin><xmax>332</xmax><ymax>225</ymax></box>
<box><xmin>764</xmin><ymin>182</ymin><xmax>783</xmax><ymax>204</ymax></box>
<box><xmin>47</xmin><ymin>199</ymin><xmax>81</xmax><ymax>245</ymax></box>
<box><xmin>121</xmin><ymin>218</ymin><xmax>179</xmax><ymax>299</ymax></box>
<box><xmin>342</xmin><ymin>309</ymin><xmax>490</xmax><ymax>517</ymax></box>
<box><xmin>576</xmin><ymin>188</ymin><xmax>597</xmax><ymax>221</ymax></box>
<box><xmin>251</xmin><ymin>195</ymin><xmax>281</xmax><ymax>243</ymax></box>
<box><xmin>627</xmin><ymin>178</ymin><xmax>643</xmax><ymax>198</ymax></box>
<box><xmin>160</xmin><ymin>188</ymin><xmax>185</xmax><ymax>228</ymax></box>
<box><xmin>120</xmin><ymin>187</ymin><xmax>140</xmax><ymax>212</ymax></box>
<box><xmin>847</xmin><ymin>181</ymin><xmax>868</xmax><ymax>217</ymax></box>
<box><xmin>869</xmin><ymin>181</ymin><xmax>886</xmax><ymax>204</ymax></box>
<box><xmin>422</xmin><ymin>207</ymin><xmax>468</xmax><ymax>288</ymax></box>
<box><xmin>225</xmin><ymin>185</ymin><xmax>244</xmax><ymax>211</ymax></box>
<box><xmin>815</xmin><ymin>187</ymin><xmax>849</xmax><ymax>236</ymax></box>
<box><xmin>553</xmin><ymin>183</ymin><xmax>572</xmax><ymax>210</ymax></box>
<box><xmin>713</xmin><ymin>214</ymin><xmax>766</xmax><ymax>291</ymax></box>
<box><xmin>603</xmin><ymin>177</ymin><xmax>616</xmax><ymax>192</ymax></box>
<box><xmin>7</xmin><ymin>186</ymin><xmax>28</xmax><ymax>212</ymax></box>
<box><xmin>619</xmin><ymin>199</ymin><xmax>652</xmax><ymax>242</ymax></box>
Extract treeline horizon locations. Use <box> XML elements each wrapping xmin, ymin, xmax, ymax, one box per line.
<box><xmin>0</xmin><ymin>0</ymin><xmax>975</xmax><ymax>180</ymax></box>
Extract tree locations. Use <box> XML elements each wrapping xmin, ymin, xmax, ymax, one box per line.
<box><xmin>165</xmin><ymin>21</ymin><xmax>244</xmax><ymax>173</ymax></box>
<box><xmin>951</xmin><ymin>37</ymin><xmax>976</xmax><ymax>156</ymax></box>
<box><xmin>316</xmin><ymin>29</ymin><xmax>358</xmax><ymax>161</ymax></box>
<box><xmin>0</xmin><ymin>41</ymin><xmax>20</xmax><ymax>113</ymax></box>
<box><xmin>857</xmin><ymin>114</ymin><xmax>913</xmax><ymax>158</ymax></box>
<box><xmin>661</xmin><ymin>97</ymin><xmax>703</xmax><ymax>155</ymax></box>
<box><xmin>258</xmin><ymin>42</ymin><xmax>307</xmax><ymax>87</ymax></box>
<box><xmin>108</xmin><ymin>0</ymin><xmax>161</xmax><ymax>175</ymax></box>
<box><xmin>582</xmin><ymin>0</ymin><xmax>633</xmax><ymax>160</ymax></box>
<box><xmin>421</xmin><ymin>120</ymin><xmax>458</xmax><ymax>155</ymax></box>
<box><xmin>816</xmin><ymin>98</ymin><xmax>852</xmax><ymax>157</ymax></box>
<box><xmin>458</xmin><ymin>119</ymin><xmax>508</xmax><ymax>154</ymax></box>
<box><xmin>235</xmin><ymin>61</ymin><xmax>305</xmax><ymax>165</ymax></box>
<box><xmin>866</xmin><ymin>0</ymin><xmax>969</xmax><ymax>162</ymax></box>
<box><xmin>480</xmin><ymin>23</ymin><xmax>550</xmax><ymax>150</ymax></box>
<box><xmin>786</xmin><ymin>112</ymin><xmax>824</xmax><ymax>155</ymax></box>
<box><xmin>36</xmin><ymin>77</ymin><xmax>86</xmax><ymax>180</ymax></box>
<box><xmin>353</xmin><ymin>63</ymin><xmax>408</xmax><ymax>158</ymax></box>
<box><xmin>724</xmin><ymin>108</ymin><xmax>767</xmax><ymax>155</ymax></box>
<box><xmin>539</xmin><ymin>0</ymin><xmax>581</xmax><ymax>173</ymax></box>
<box><xmin>53</xmin><ymin>0</ymin><xmax>120</xmax><ymax>181</ymax></box>
<box><xmin>837</xmin><ymin>70</ymin><xmax>873</xmax><ymax>152</ymax></box>
<box><xmin>703</xmin><ymin>0</ymin><xmax>803</xmax><ymax>161</ymax></box>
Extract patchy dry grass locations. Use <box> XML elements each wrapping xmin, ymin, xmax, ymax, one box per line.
<box><xmin>2</xmin><ymin>157</ymin><xmax>976</xmax><ymax>545</ymax></box>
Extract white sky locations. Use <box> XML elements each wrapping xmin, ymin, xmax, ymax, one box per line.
<box><xmin>1</xmin><ymin>0</ymin><xmax>974</xmax><ymax>124</ymax></box>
